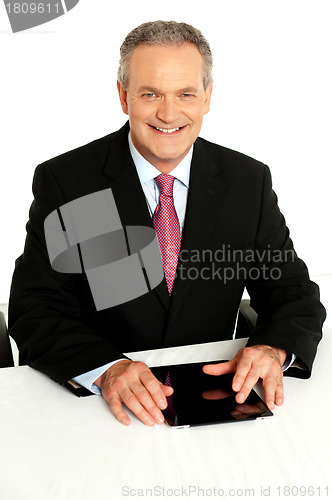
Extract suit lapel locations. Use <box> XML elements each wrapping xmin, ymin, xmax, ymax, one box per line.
<box><xmin>99</xmin><ymin>122</ymin><xmax>170</xmax><ymax>310</ymax></box>
<box><xmin>166</xmin><ymin>138</ymin><xmax>226</xmax><ymax>328</ymax></box>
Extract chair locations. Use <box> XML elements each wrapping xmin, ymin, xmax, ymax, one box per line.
<box><xmin>0</xmin><ymin>310</ymin><xmax>14</xmax><ymax>368</ymax></box>
<box><xmin>235</xmin><ymin>299</ymin><xmax>258</xmax><ymax>338</ymax></box>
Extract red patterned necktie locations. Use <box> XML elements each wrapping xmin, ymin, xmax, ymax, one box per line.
<box><xmin>164</xmin><ymin>371</ymin><xmax>176</xmax><ymax>422</ymax></box>
<box><xmin>152</xmin><ymin>174</ymin><xmax>181</xmax><ymax>295</ymax></box>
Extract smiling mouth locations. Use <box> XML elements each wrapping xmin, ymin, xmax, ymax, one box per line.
<box><xmin>149</xmin><ymin>125</ymin><xmax>185</xmax><ymax>134</ymax></box>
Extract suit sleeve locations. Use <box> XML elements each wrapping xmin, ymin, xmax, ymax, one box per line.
<box><xmin>245</xmin><ymin>164</ymin><xmax>326</xmax><ymax>378</ymax></box>
<box><xmin>8</xmin><ymin>163</ymin><xmax>128</xmax><ymax>392</ymax></box>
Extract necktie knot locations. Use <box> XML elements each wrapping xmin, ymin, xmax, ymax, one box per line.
<box><xmin>155</xmin><ymin>174</ymin><xmax>175</xmax><ymax>198</ymax></box>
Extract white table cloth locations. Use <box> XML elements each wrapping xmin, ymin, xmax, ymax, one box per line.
<box><xmin>0</xmin><ymin>332</ymin><xmax>331</xmax><ymax>500</ymax></box>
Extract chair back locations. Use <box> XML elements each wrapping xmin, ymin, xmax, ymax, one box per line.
<box><xmin>235</xmin><ymin>299</ymin><xmax>258</xmax><ymax>338</ymax></box>
<box><xmin>0</xmin><ymin>310</ymin><xmax>14</xmax><ymax>368</ymax></box>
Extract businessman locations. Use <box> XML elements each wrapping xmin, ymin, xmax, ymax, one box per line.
<box><xmin>9</xmin><ymin>21</ymin><xmax>325</xmax><ymax>426</ymax></box>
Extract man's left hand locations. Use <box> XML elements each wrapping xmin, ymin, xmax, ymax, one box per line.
<box><xmin>203</xmin><ymin>345</ymin><xmax>288</xmax><ymax>411</ymax></box>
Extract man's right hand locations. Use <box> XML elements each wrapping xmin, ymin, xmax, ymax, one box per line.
<box><xmin>94</xmin><ymin>360</ymin><xmax>173</xmax><ymax>426</ymax></box>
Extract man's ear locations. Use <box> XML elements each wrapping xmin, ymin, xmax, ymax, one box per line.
<box><xmin>203</xmin><ymin>82</ymin><xmax>213</xmax><ymax>115</ymax></box>
<box><xmin>117</xmin><ymin>81</ymin><xmax>129</xmax><ymax>115</ymax></box>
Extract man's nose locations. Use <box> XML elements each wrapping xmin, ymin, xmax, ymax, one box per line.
<box><xmin>156</xmin><ymin>97</ymin><xmax>180</xmax><ymax>124</ymax></box>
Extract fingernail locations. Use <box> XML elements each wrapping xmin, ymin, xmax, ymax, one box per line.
<box><xmin>237</xmin><ymin>393</ymin><xmax>245</xmax><ymax>403</ymax></box>
<box><xmin>233</xmin><ymin>383</ymin><xmax>241</xmax><ymax>392</ymax></box>
<box><xmin>156</xmin><ymin>416</ymin><xmax>164</xmax><ymax>424</ymax></box>
<box><xmin>276</xmin><ymin>398</ymin><xmax>283</xmax><ymax>405</ymax></box>
<box><xmin>159</xmin><ymin>400</ymin><xmax>167</xmax><ymax>410</ymax></box>
<box><xmin>268</xmin><ymin>401</ymin><xmax>275</xmax><ymax>410</ymax></box>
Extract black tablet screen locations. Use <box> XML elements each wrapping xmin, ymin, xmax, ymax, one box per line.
<box><xmin>151</xmin><ymin>361</ymin><xmax>273</xmax><ymax>428</ymax></box>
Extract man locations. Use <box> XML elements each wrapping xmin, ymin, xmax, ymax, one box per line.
<box><xmin>9</xmin><ymin>21</ymin><xmax>325</xmax><ymax>426</ymax></box>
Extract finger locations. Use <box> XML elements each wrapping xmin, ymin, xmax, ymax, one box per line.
<box><xmin>131</xmin><ymin>379</ymin><xmax>165</xmax><ymax>424</ymax></box>
<box><xmin>160</xmin><ymin>383</ymin><xmax>174</xmax><ymax>397</ymax></box>
<box><xmin>119</xmin><ymin>387</ymin><xmax>156</xmax><ymax>426</ymax></box>
<box><xmin>263</xmin><ymin>375</ymin><xmax>284</xmax><ymax>410</ymax></box>
<box><xmin>116</xmin><ymin>362</ymin><xmax>166</xmax><ymax>423</ymax></box>
<box><xmin>262</xmin><ymin>376</ymin><xmax>278</xmax><ymax>410</ymax></box>
<box><xmin>231</xmin><ymin>355</ymin><xmax>255</xmax><ymax>394</ymax></box>
<box><xmin>107</xmin><ymin>393</ymin><xmax>131</xmax><ymax>426</ymax></box>
<box><xmin>234</xmin><ymin>368</ymin><xmax>260</xmax><ymax>404</ymax></box>
<box><xmin>275</xmin><ymin>381</ymin><xmax>284</xmax><ymax>406</ymax></box>
<box><xmin>203</xmin><ymin>359</ymin><xmax>236</xmax><ymax>376</ymax></box>
<box><xmin>140</xmin><ymin>371</ymin><xmax>171</xmax><ymax>411</ymax></box>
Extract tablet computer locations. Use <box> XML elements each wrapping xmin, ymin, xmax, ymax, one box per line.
<box><xmin>151</xmin><ymin>361</ymin><xmax>273</xmax><ymax>428</ymax></box>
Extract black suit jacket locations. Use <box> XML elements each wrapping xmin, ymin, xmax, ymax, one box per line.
<box><xmin>8</xmin><ymin>122</ymin><xmax>326</xmax><ymax>390</ymax></box>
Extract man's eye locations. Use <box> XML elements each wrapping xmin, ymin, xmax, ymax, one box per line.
<box><xmin>142</xmin><ymin>93</ymin><xmax>157</xmax><ymax>99</ymax></box>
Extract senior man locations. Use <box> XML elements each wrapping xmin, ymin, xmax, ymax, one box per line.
<box><xmin>9</xmin><ymin>21</ymin><xmax>325</xmax><ymax>426</ymax></box>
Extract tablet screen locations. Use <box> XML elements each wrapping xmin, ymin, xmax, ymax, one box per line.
<box><xmin>151</xmin><ymin>361</ymin><xmax>273</xmax><ymax>428</ymax></box>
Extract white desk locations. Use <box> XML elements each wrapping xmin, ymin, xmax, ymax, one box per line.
<box><xmin>0</xmin><ymin>332</ymin><xmax>331</xmax><ymax>500</ymax></box>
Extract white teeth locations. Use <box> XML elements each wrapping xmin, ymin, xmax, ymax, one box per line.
<box><xmin>154</xmin><ymin>126</ymin><xmax>181</xmax><ymax>133</ymax></box>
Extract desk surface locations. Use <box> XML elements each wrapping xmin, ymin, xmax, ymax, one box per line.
<box><xmin>1</xmin><ymin>333</ymin><xmax>331</xmax><ymax>500</ymax></box>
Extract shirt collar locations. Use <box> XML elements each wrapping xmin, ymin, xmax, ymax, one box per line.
<box><xmin>128</xmin><ymin>132</ymin><xmax>192</xmax><ymax>188</ymax></box>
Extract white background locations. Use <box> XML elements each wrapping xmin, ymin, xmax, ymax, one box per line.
<box><xmin>0</xmin><ymin>0</ymin><xmax>331</xmax><ymax>320</ymax></box>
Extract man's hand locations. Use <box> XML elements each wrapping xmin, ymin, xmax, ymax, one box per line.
<box><xmin>94</xmin><ymin>360</ymin><xmax>173</xmax><ymax>426</ymax></box>
<box><xmin>203</xmin><ymin>345</ymin><xmax>288</xmax><ymax>411</ymax></box>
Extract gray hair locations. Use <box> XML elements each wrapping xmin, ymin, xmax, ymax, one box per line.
<box><xmin>117</xmin><ymin>20</ymin><xmax>213</xmax><ymax>90</ymax></box>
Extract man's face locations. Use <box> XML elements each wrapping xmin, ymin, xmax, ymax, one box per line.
<box><xmin>117</xmin><ymin>43</ymin><xmax>213</xmax><ymax>172</ymax></box>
